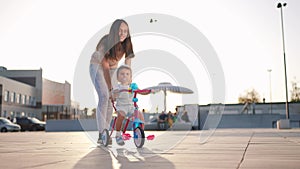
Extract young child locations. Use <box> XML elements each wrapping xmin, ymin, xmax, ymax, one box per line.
<box><xmin>112</xmin><ymin>65</ymin><xmax>145</xmax><ymax>146</ymax></box>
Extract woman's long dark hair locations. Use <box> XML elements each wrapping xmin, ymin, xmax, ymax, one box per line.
<box><xmin>96</xmin><ymin>19</ymin><xmax>134</xmax><ymax>60</ymax></box>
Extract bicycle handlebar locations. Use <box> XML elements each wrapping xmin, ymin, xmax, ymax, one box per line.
<box><xmin>111</xmin><ymin>89</ymin><xmax>152</xmax><ymax>111</ymax></box>
<box><xmin>119</xmin><ymin>89</ymin><xmax>152</xmax><ymax>95</ymax></box>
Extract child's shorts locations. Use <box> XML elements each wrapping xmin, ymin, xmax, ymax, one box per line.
<box><xmin>116</xmin><ymin>105</ymin><xmax>134</xmax><ymax>117</ymax></box>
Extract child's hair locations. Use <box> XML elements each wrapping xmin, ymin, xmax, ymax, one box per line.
<box><xmin>116</xmin><ymin>65</ymin><xmax>132</xmax><ymax>78</ymax></box>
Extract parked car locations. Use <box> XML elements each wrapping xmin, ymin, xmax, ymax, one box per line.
<box><xmin>14</xmin><ymin>117</ymin><xmax>46</xmax><ymax>131</ymax></box>
<box><xmin>144</xmin><ymin>116</ymin><xmax>172</xmax><ymax>130</ymax></box>
<box><xmin>144</xmin><ymin>117</ymin><xmax>160</xmax><ymax>131</ymax></box>
<box><xmin>0</xmin><ymin>117</ymin><xmax>21</xmax><ymax>132</ymax></box>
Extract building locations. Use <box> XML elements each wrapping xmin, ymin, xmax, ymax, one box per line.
<box><xmin>0</xmin><ymin>66</ymin><xmax>79</xmax><ymax>121</ymax></box>
<box><xmin>177</xmin><ymin>102</ymin><xmax>300</xmax><ymax>129</ymax></box>
<box><xmin>41</xmin><ymin>78</ymin><xmax>75</xmax><ymax>120</ymax></box>
<box><xmin>0</xmin><ymin>67</ymin><xmax>43</xmax><ymax>119</ymax></box>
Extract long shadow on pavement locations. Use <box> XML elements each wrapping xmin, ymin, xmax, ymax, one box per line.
<box><xmin>73</xmin><ymin>146</ymin><xmax>175</xmax><ymax>169</ymax></box>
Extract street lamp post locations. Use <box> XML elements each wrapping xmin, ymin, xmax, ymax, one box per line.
<box><xmin>277</xmin><ymin>2</ymin><xmax>289</xmax><ymax>119</ymax></box>
<box><xmin>267</xmin><ymin>69</ymin><xmax>272</xmax><ymax>114</ymax></box>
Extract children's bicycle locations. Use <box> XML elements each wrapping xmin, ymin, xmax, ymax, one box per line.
<box><xmin>101</xmin><ymin>83</ymin><xmax>154</xmax><ymax>148</ymax></box>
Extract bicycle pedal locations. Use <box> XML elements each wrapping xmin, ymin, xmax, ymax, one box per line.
<box><xmin>146</xmin><ymin>135</ymin><xmax>155</xmax><ymax>140</ymax></box>
<box><xmin>122</xmin><ymin>133</ymin><xmax>132</xmax><ymax>140</ymax></box>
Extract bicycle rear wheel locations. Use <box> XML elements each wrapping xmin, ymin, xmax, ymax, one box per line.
<box><xmin>102</xmin><ymin>129</ymin><xmax>109</xmax><ymax>147</ymax></box>
<box><xmin>133</xmin><ymin>127</ymin><xmax>145</xmax><ymax>148</ymax></box>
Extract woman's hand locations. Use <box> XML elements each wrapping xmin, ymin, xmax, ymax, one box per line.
<box><xmin>101</xmin><ymin>58</ymin><xmax>113</xmax><ymax>93</ymax></box>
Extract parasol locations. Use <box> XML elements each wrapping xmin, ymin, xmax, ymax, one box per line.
<box><xmin>145</xmin><ymin>82</ymin><xmax>193</xmax><ymax>112</ymax></box>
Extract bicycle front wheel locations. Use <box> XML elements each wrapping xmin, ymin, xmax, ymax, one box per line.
<box><xmin>133</xmin><ymin>127</ymin><xmax>145</xmax><ymax>148</ymax></box>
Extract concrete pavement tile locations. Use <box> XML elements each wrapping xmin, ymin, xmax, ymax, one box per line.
<box><xmin>1</xmin><ymin>129</ymin><xmax>300</xmax><ymax>169</ymax></box>
<box><xmin>240</xmin><ymin>159</ymin><xmax>300</xmax><ymax>169</ymax></box>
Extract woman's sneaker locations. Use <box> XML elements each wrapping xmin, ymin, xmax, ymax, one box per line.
<box><xmin>98</xmin><ymin>132</ymin><xmax>112</xmax><ymax>145</ymax></box>
<box><xmin>116</xmin><ymin>135</ymin><xmax>125</xmax><ymax>146</ymax></box>
<box><xmin>97</xmin><ymin>133</ymin><xmax>103</xmax><ymax>144</ymax></box>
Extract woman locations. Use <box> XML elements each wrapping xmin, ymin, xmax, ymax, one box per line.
<box><xmin>89</xmin><ymin>19</ymin><xmax>134</xmax><ymax>144</ymax></box>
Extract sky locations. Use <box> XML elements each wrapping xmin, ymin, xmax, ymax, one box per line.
<box><xmin>0</xmin><ymin>0</ymin><xmax>299</xmax><ymax>112</ymax></box>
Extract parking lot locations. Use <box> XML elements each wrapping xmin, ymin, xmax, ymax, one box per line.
<box><xmin>0</xmin><ymin>129</ymin><xmax>300</xmax><ymax>169</ymax></box>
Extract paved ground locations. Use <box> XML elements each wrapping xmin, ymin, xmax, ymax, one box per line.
<box><xmin>0</xmin><ymin>129</ymin><xmax>299</xmax><ymax>169</ymax></box>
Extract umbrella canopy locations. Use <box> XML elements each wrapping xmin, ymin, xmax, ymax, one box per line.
<box><xmin>145</xmin><ymin>82</ymin><xmax>193</xmax><ymax>112</ymax></box>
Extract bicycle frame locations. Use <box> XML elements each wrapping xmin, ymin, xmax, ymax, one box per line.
<box><xmin>110</xmin><ymin>89</ymin><xmax>151</xmax><ymax>138</ymax></box>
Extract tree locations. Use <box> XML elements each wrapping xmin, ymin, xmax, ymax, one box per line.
<box><xmin>291</xmin><ymin>80</ymin><xmax>300</xmax><ymax>102</ymax></box>
<box><xmin>238</xmin><ymin>88</ymin><xmax>261</xmax><ymax>103</ymax></box>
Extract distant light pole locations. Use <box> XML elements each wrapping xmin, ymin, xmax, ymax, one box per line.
<box><xmin>277</xmin><ymin>2</ymin><xmax>289</xmax><ymax>119</ymax></box>
<box><xmin>267</xmin><ymin>69</ymin><xmax>272</xmax><ymax>114</ymax></box>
